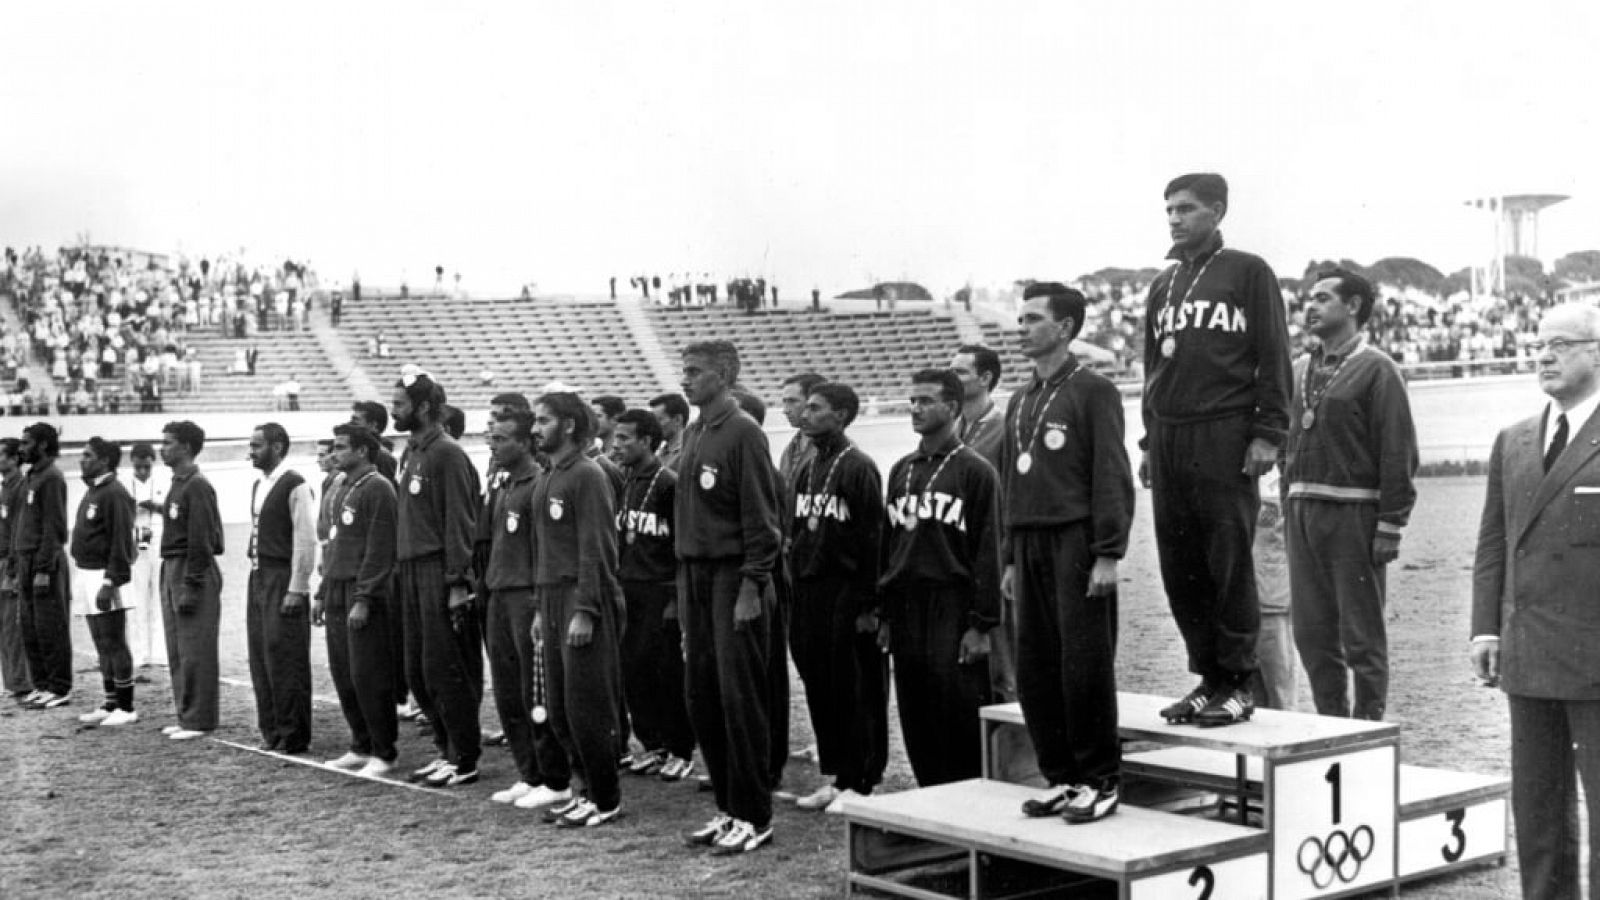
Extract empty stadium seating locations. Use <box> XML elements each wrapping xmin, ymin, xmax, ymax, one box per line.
<box><xmin>647</xmin><ymin>306</ymin><xmax>974</xmax><ymax>409</ymax></box>
<box><xmin>334</xmin><ymin>295</ymin><xmax>664</xmax><ymax>410</ymax></box>
<box><xmin>153</xmin><ymin>326</ymin><xmax>352</xmax><ymax>414</ymax></box>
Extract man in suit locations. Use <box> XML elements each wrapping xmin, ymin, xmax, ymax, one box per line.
<box><xmin>1473</xmin><ymin>301</ymin><xmax>1600</xmax><ymax>900</ymax></box>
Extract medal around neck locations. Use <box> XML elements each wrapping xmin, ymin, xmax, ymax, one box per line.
<box><xmin>1016</xmin><ymin>452</ymin><xmax>1033</xmax><ymax>474</ymax></box>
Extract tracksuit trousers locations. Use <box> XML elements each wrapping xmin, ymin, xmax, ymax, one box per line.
<box><xmin>487</xmin><ymin>588</ymin><xmax>569</xmax><ymax>789</ymax></box>
<box><xmin>160</xmin><ymin>559</ymin><xmax>221</xmax><ymax>731</ymax></box>
<box><xmin>322</xmin><ymin>579</ymin><xmax>398</xmax><ymax>762</ymax></box>
<box><xmin>621</xmin><ymin>580</ymin><xmax>695</xmax><ymax>761</ymax></box>
<box><xmin>18</xmin><ymin>554</ymin><xmax>72</xmax><ymax>696</ymax></box>
<box><xmin>681</xmin><ymin>558</ymin><xmax>775</xmax><ymax>829</ymax></box>
<box><xmin>887</xmin><ymin>582</ymin><xmax>992</xmax><ymax>787</ymax></box>
<box><xmin>537</xmin><ymin>582</ymin><xmax>623</xmax><ymax>812</ymax></box>
<box><xmin>791</xmin><ymin>576</ymin><xmax>886</xmax><ymax>794</ymax></box>
<box><xmin>397</xmin><ymin>555</ymin><xmax>481</xmax><ymax>772</ymax></box>
<box><xmin>1147</xmin><ymin>414</ymin><xmax>1260</xmax><ymax>684</ymax></box>
<box><xmin>1286</xmin><ymin>498</ymin><xmax>1388</xmax><ymax>720</ymax></box>
<box><xmin>246</xmin><ymin>564</ymin><xmax>312</xmax><ymax>751</ymax></box>
<box><xmin>0</xmin><ymin>577</ymin><xmax>32</xmax><ymax>696</ymax></box>
<box><xmin>1011</xmin><ymin>524</ymin><xmax>1120</xmax><ymax>790</ymax></box>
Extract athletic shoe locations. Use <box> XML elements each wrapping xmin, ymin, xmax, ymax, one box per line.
<box><xmin>398</xmin><ymin>701</ymin><xmax>422</xmax><ymax>721</ymax></box>
<box><xmin>424</xmin><ymin>763</ymin><xmax>459</xmax><ymax>786</ymax></box>
<box><xmin>78</xmin><ymin>707</ymin><xmax>114</xmax><ymax>725</ymax></box>
<box><xmin>169</xmin><ymin>729</ymin><xmax>210</xmax><ymax>741</ymax></box>
<box><xmin>788</xmin><ymin>743</ymin><xmax>819</xmax><ymax>763</ymax></box>
<box><xmin>710</xmin><ymin>819</ymin><xmax>773</xmax><ymax>856</ymax></box>
<box><xmin>515</xmin><ymin>786</ymin><xmax>572</xmax><ymax>811</ymax></box>
<box><xmin>160</xmin><ymin>725</ymin><xmax>183</xmax><ymax>735</ymax></box>
<box><xmin>825</xmin><ymin>788</ymin><xmax>864</xmax><ymax>815</ymax></box>
<box><xmin>356</xmin><ymin>758</ymin><xmax>393</xmax><ymax>779</ymax></box>
<box><xmin>796</xmin><ymin>784</ymin><xmax>840</xmax><ymax>811</ymax></box>
<box><xmin>492</xmin><ymin>781</ymin><xmax>535</xmax><ymax>804</ymax></box>
<box><xmin>617</xmin><ymin>751</ymin><xmax>636</xmax><ymax>770</ymax></box>
<box><xmin>40</xmin><ymin>692</ymin><xmax>70</xmax><ymax>709</ymax></box>
<box><xmin>555</xmin><ymin>799</ymin><xmax>599</xmax><ymax>829</ymax></box>
<box><xmin>1062</xmin><ymin>782</ymin><xmax>1120</xmax><ymax>823</ymax></box>
<box><xmin>18</xmin><ymin>690</ymin><xmax>42</xmax><ymax>706</ymax></box>
<box><xmin>628</xmin><ymin>749</ymin><xmax>668</xmax><ymax>776</ymax></box>
<box><xmin>25</xmin><ymin>691</ymin><xmax>60</xmax><ymax>709</ymax></box>
<box><xmin>685</xmin><ymin>813</ymin><xmax>733</xmax><ymax>847</ymax></box>
<box><xmin>659</xmin><ymin>755</ymin><xmax>695</xmax><ymax>783</ymax></box>
<box><xmin>541</xmin><ymin>797</ymin><xmax>583</xmax><ymax>824</ymax></box>
<box><xmin>1195</xmin><ymin>686</ymin><xmax>1255</xmax><ymax>728</ymax></box>
<box><xmin>444</xmin><ymin>768</ymin><xmax>479</xmax><ymax>788</ymax></box>
<box><xmin>101</xmin><ymin>709</ymin><xmax>139</xmax><ymax>727</ymax></box>
<box><xmin>410</xmin><ymin>758</ymin><xmax>448</xmax><ymax>782</ymax></box>
<box><xmin>584</xmin><ymin>804</ymin><xmax>624</xmax><ymax>828</ymax></box>
<box><xmin>1021</xmin><ymin>785</ymin><xmax>1079</xmax><ymax>818</ymax></box>
<box><xmin>483</xmin><ymin>730</ymin><xmax>507</xmax><ymax>747</ymax></box>
<box><xmin>327</xmin><ymin>752</ymin><xmax>371</xmax><ymax>771</ymax></box>
<box><xmin>1160</xmin><ymin>682</ymin><xmax>1217</xmax><ymax>724</ymax></box>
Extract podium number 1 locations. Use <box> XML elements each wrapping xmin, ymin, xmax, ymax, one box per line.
<box><xmin>1325</xmin><ymin>762</ymin><xmax>1342</xmax><ymax>824</ymax></box>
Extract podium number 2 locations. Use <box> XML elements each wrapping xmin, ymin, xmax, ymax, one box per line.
<box><xmin>1188</xmin><ymin>865</ymin><xmax>1214</xmax><ymax>899</ymax></box>
<box><xmin>1442</xmin><ymin>808</ymin><xmax>1467</xmax><ymax>862</ymax></box>
<box><xmin>1325</xmin><ymin>762</ymin><xmax>1342</xmax><ymax>823</ymax></box>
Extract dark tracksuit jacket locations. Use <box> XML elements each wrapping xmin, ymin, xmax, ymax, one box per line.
<box><xmin>395</xmin><ymin>426</ymin><xmax>481</xmax><ymax>769</ymax></box>
<box><xmin>321</xmin><ymin>465</ymin><xmax>399</xmax><ymax>761</ymax></box>
<box><xmin>1002</xmin><ymin>357</ymin><xmax>1134</xmax><ymax>789</ymax></box>
<box><xmin>675</xmin><ymin>395</ymin><xmax>782</xmax><ymax>828</ymax></box>
<box><xmin>880</xmin><ymin>432</ymin><xmax>1001</xmax><ymax>787</ymax></box>
<box><xmin>533</xmin><ymin>451</ymin><xmax>624</xmax><ymax>810</ymax></box>
<box><xmin>788</xmin><ymin>432</ymin><xmax>886</xmax><ymax>793</ymax></box>
<box><xmin>161</xmin><ymin>466</ymin><xmax>224</xmax><ymax>730</ymax></box>
<box><xmin>616</xmin><ymin>457</ymin><xmax>693</xmax><ymax>759</ymax></box>
<box><xmin>72</xmin><ymin>474</ymin><xmax>137</xmax><ymax>711</ymax></box>
<box><xmin>1141</xmin><ymin>230</ymin><xmax>1291</xmax><ymax>682</ymax></box>
<box><xmin>0</xmin><ymin>471</ymin><xmax>25</xmax><ymax>696</ymax></box>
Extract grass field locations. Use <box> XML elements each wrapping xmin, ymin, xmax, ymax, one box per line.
<box><xmin>0</xmin><ymin>474</ymin><xmax>1521</xmax><ymax>899</ymax></box>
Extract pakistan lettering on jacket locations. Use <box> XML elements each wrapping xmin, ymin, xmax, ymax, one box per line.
<box><xmin>794</xmin><ymin>491</ymin><xmax>852</xmax><ymax>525</ymax></box>
<box><xmin>886</xmin><ymin>490</ymin><xmax>968</xmax><ymax>532</ymax></box>
<box><xmin>617</xmin><ymin>507</ymin><xmax>670</xmax><ymax>539</ymax></box>
<box><xmin>1151</xmin><ymin>294</ymin><xmax>1249</xmax><ymax>342</ymax></box>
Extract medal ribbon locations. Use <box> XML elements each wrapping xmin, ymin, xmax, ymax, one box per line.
<box><xmin>803</xmin><ymin>444</ymin><xmax>852</xmax><ymax>506</ymax></box>
<box><xmin>903</xmin><ymin>442</ymin><xmax>963</xmax><ymax>506</ymax></box>
<box><xmin>1158</xmin><ymin>247</ymin><xmax>1224</xmax><ymax>344</ymax></box>
<box><xmin>625</xmin><ymin>465</ymin><xmax>666</xmax><ymax>524</ymax></box>
<box><xmin>1014</xmin><ymin>367</ymin><xmax>1078</xmax><ymax>463</ymax></box>
<box><xmin>1301</xmin><ymin>339</ymin><xmax>1363</xmax><ymax>427</ymax></box>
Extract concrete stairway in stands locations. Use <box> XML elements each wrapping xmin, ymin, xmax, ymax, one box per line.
<box><xmin>613</xmin><ymin>296</ymin><xmax>679</xmax><ymax>396</ymax></box>
<box><xmin>163</xmin><ymin>321</ymin><xmax>353</xmax><ymax>414</ymax></box>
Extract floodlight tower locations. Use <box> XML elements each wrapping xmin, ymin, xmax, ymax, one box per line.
<box><xmin>1465</xmin><ymin>193</ymin><xmax>1568</xmax><ymax>298</ymax></box>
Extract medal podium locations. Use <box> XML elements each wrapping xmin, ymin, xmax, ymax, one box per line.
<box><xmin>839</xmin><ymin>693</ymin><xmax>1507</xmax><ymax>899</ymax></box>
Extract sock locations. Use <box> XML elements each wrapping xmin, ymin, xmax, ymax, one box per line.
<box><xmin>102</xmin><ymin>677</ymin><xmax>117</xmax><ymax>711</ymax></box>
<box><xmin>114</xmin><ymin>681</ymin><xmax>135</xmax><ymax>712</ymax></box>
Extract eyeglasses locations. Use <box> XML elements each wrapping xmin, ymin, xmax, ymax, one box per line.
<box><xmin>1527</xmin><ymin>338</ymin><xmax>1600</xmax><ymax>354</ymax></box>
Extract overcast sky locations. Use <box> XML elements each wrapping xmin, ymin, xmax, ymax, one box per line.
<box><xmin>1</xmin><ymin>1</ymin><xmax>1594</xmax><ymax>296</ymax></box>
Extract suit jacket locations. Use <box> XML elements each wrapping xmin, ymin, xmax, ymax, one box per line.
<box><xmin>1473</xmin><ymin>405</ymin><xmax>1600</xmax><ymax>698</ymax></box>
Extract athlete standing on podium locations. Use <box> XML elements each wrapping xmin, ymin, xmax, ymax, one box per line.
<box><xmin>1141</xmin><ymin>172</ymin><xmax>1292</xmax><ymax>727</ymax></box>
<box><xmin>1004</xmin><ymin>284</ymin><xmax>1134</xmax><ymax>823</ymax></box>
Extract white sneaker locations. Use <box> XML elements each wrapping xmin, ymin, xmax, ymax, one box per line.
<box><xmin>161</xmin><ymin>725</ymin><xmax>182</xmax><ymax>736</ymax></box>
<box><xmin>78</xmin><ymin>707</ymin><xmax>114</xmax><ymax>725</ymax></box>
<box><xmin>796</xmin><ymin>784</ymin><xmax>840</xmax><ymax>810</ymax></box>
<box><xmin>514</xmin><ymin>785</ymin><xmax>572</xmax><ymax>810</ymax></box>
<box><xmin>825</xmin><ymin>788</ymin><xmax>864</xmax><ymax>814</ymax></box>
<box><xmin>101</xmin><ymin>709</ymin><xmax>140</xmax><ymax>727</ymax></box>
<box><xmin>327</xmin><ymin>752</ymin><xmax>371</xmax><ymax>771</ymax></box>
<box><xmin>169</xmin><ymin>729</ymin><xmax>210</xmax><ymax>741</ymax></box>
<box><xmin>492</xmin><ymin>781</ymin><xmax>535</xmax><ymax>804</ymax></box>
<box><xmin>357</xmin><ymin>758</ymin><xmax>394</xmax><ymax>778</ymax></box>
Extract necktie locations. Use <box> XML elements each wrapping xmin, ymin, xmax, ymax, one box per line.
<box><xmin>1545</xmin><ymin>413</ymin><xmax>1569</xmax><ymax>473</ymax></box>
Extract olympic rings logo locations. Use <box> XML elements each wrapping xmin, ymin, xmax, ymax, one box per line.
<box><xmin>1296</xmin><ymin>824</ymin><xmax>1375</xmax><ymax>888</ymax></box>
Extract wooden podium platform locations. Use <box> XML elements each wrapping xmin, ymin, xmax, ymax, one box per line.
<box><xmin>840</xmin><ymin>692</ymin><xmax>1507</xmax><ymax>899</ymax></box>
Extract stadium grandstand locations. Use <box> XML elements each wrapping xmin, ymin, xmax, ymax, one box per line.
<box><xmin>0</xmin><ymin>240</ymin><xmax>1570</xmax><ymax>418</ymax></box>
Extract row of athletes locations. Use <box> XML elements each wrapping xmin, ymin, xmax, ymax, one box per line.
<box><xmin>3</xmin><ymin>168</ymin><xmax>1427</xmax><ymax>859</ymax></box>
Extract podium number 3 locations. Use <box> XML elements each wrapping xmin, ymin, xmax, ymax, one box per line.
<box><xmin>1188</xmin><ymin>865</ymin><xmax>1214</xmax><ymax>899</ymax></box>
<box><xmin>1325</xmin><ymin>762</ymin><xmax>1342</xmax><ymax>823</ymax></box>
<box><xmin>1442</xmin><ymin>808</ymin><xmax>1467</xmax><ymax>862</ymax></box>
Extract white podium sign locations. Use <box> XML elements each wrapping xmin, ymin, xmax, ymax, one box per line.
<box><xmin>1271</xmin><ymin>745</ymin><xmax>1397</xmax><ymax>900</ymax></box>
<box><xmin>1130</xmin><ymin>853</ymin><xmax>1269</xmax><ymax>900</ymax></box>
